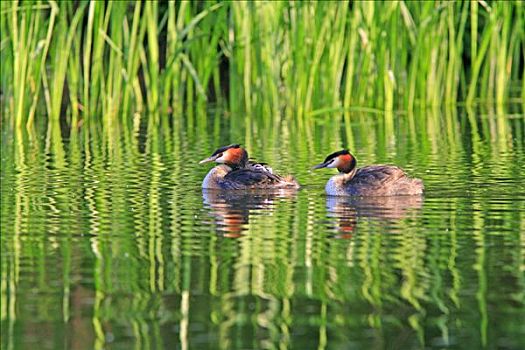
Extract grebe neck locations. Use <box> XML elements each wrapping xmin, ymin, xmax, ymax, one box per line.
<box><xmin>340</xmin><ymin>164</ymin><xmax>357</xmax><ymax>182</ymax></box>
<box><xmin>202</xmin><ymin>164</ymin><xmax>232</xmax><ymax>189</ymax></box>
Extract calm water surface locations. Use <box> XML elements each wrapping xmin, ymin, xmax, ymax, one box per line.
<box><xmin>1</xmin><ymin>107</ymin><xmax>524</xmax><ymax>349</ymax></box>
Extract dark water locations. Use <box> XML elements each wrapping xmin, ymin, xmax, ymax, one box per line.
<box><xmin>1</xmin><ymin>107</ymin><xmax>525</xmax><ymax>349</ymax></box>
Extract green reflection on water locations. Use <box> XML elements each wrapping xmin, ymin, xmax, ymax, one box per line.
<box><xmin>1</xmin><ymin>106</ymin><xmax>525</xmax><ymax>349</ymax></box>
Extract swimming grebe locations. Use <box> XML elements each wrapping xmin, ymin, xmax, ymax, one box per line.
<box><xmin>199</xmin><ymin>144</ymin><xmax>300</xmax><ymax>190</ymax></box>
<box><xmin>313</xmin><ymin>150</ymin><xmax>423</xmax><ymax>196</ymax></box>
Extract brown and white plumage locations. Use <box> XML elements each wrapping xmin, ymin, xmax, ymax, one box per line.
<box><xmin>313</xmin><ymin>150</ymin><xmax>423</xmax><ymax>196</ymax></box>
<box><xmin>199</xmin><ymin>144</ymin><xmax>300</xmax><ymax>190</ymax></box>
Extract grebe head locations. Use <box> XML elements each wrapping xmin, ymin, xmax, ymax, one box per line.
<box><xmin>199</xmin><ymin>144</ymin><xmax>248</xmax><ymax>168</ymax></box>
<box><xmin>312</xmin><ymin>149</ymin><xmax>357</xmax><ymax>174</ymax></box>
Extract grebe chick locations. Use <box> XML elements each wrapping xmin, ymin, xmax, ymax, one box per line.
<box><xmin>199</xmin><ymin>144</ymin><xmax>300</xmax><ymax>190</ymax></box>
<box><xmin>312</xmin><ymin>150</ymin><xmax>423</xmax><ymax>196</ymax></box>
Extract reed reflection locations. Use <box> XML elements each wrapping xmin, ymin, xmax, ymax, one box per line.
<box><xmin>202</xmin><ymin>189</ymin><xmax>298</xmax><ymax>237</ymax></box>
<box><xmin>325</xmin><ymin>195</ymin><xmax>424</xmax><ymax>237</ymax></box>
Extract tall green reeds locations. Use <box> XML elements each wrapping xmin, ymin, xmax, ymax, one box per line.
<box><xmin>0</xmin><ymin>1</ymin><xmax>523</xmax><ymax>130</ymax></box>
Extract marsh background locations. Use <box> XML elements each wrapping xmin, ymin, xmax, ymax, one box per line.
<box><xmin>1</xmin><ymin>1</ymin><xmax>524</xmax><ymax>349</ymax></box>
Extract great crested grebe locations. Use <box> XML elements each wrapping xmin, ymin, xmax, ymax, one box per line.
<box><xmin>199</xmin><ymin>144</ymin><xmax>300</xmax><ymax>190</ymax></box>
<box><xmin>313</xmin><ymin>150</ymin><xmax>423</xmax><ymax>196</ymax></box>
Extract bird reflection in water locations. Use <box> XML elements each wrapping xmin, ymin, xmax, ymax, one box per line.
<box><xmin>202</xmin><ymin>189</ymin><xmax>298</xmax><ymax>238</ymax></box>
<box><xmin>326</xmin><ymin>195</ymin><xmax>424</xmax><ymax>238</ymax></box>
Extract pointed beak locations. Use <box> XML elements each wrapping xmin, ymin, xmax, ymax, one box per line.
<box><xmin>199</xmin><ymin>155</ymin><xmax>217</xmax><ymax>164</ymax></box>
<box><xmin>312</xmin><ymin>162</ymin><xmax>328</xmax><ymax>170</ymax></box>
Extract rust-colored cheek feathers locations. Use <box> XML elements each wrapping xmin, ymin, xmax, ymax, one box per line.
<box><xmin>337</xmin><ymin>154</ymin><xmax>354</xmax><ymax>173</ymax></box>
<box><xmin>340</xmin><ymin>154</ymin><xmax>352</xmax><ymax>163</ymax></box>
<box><xmin>224</xmin><ymin>148</ymin><xmax>248</xmax><ymax>167</ymax></box>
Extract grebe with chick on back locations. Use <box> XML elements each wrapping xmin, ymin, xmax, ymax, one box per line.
<box><xmin>199</xmin><ymin>144</ymin><xmax>300</xmax><ymax>190</ymax></box>
<box><xmin>312</xmin><ymin>150</ymin><xmax>423</xmax><ymax>196</ymax></box>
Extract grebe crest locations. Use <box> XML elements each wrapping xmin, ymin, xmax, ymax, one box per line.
<box><xmin>199</xmin><ymin>144</ymin><xmax>248</xmax><ymax>169</ymax></box>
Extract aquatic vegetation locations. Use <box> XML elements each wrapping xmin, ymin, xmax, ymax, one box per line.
<box><xmin>2</xmin><ymin>1</ymin><xmax>525</xmax><ymax>348</ymax></box>
<box><xmin>1</xmin><ymin>1</ymin><xmax>523</xmax><ymax>129</ymax></box>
